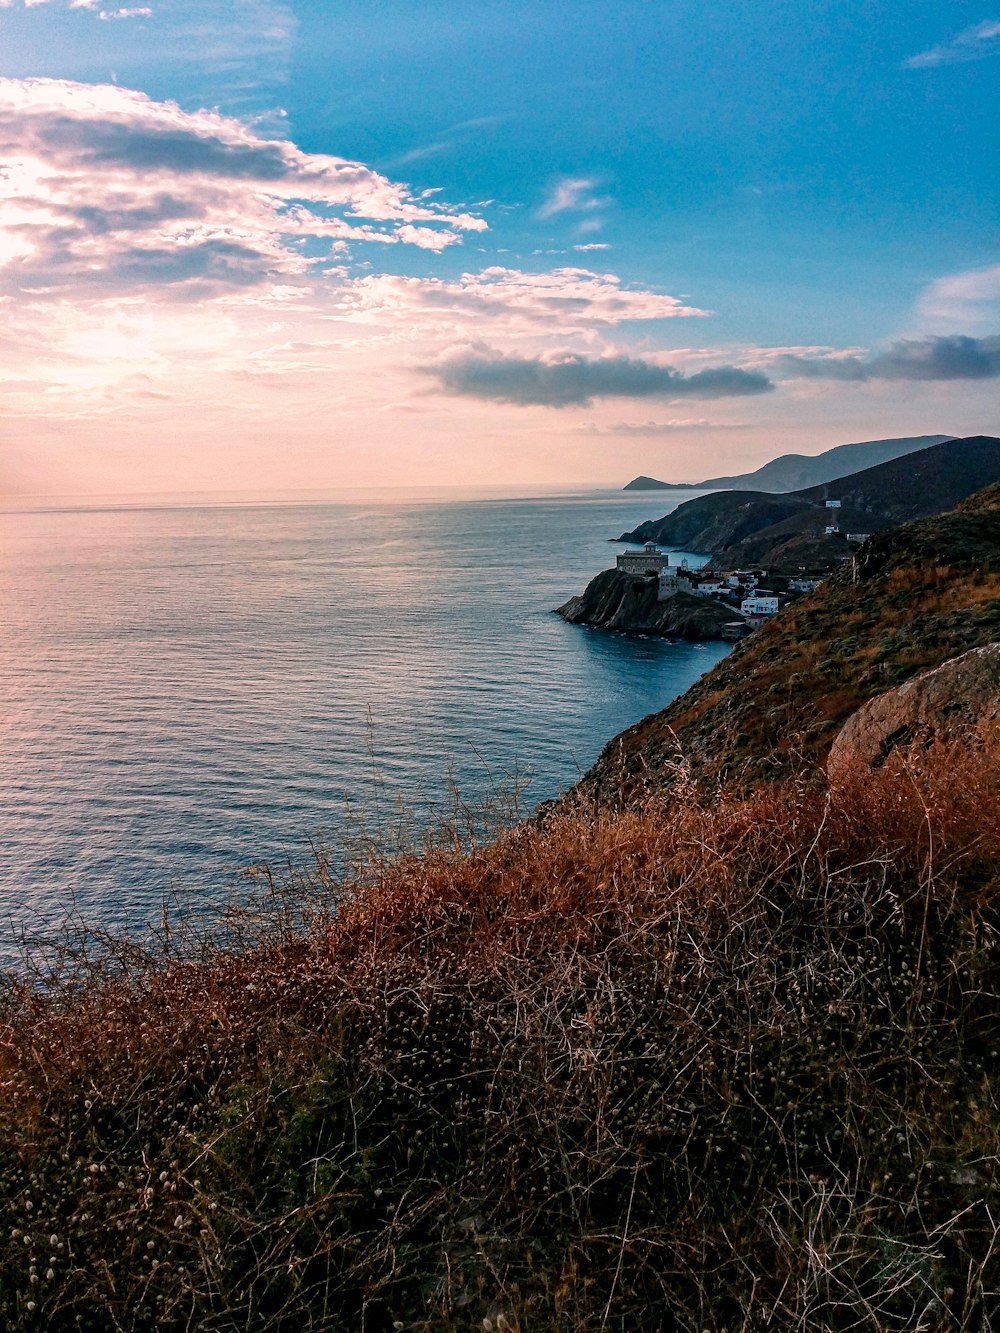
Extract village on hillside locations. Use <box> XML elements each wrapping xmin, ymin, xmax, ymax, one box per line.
<box><xmin>615</xmin><ymin>500</ymin><xmax>867</xmax><ymax>638</ymax></box>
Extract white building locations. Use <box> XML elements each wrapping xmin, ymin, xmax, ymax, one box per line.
<box><xmin>789</xmin><ymin>577</ymin><xmax>822</xmax><ymax>593</ymax></box>
<box><xmin>691</xmin><ymin>577</ymin><xmax>724</xmax><ymax>596</ymax></box>
<box><xmin>616</xmin><ymin>542</ymin><xmax>670</xmax><ymax>575</ymax></box>
<box><xmin>825</xmin><ymin>499</ymin><xmax>841</xmax><ymax>509</ymax></box>
<box><xmin>657</xmin><ymin>570</ymin><xmax>680</xmax><ymax>600</ymax></box>
<box><xmin>845</xmin><ymin>532</ymin><xmax>870</xmax><ymax>544</ymax></box>
<box><xmin>741</xmin><ymin>595</ymin><xmax>779</xmax><ymax>616</ymax></box>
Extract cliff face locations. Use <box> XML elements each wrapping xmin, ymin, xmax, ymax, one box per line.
<box><xmin>556</xmin><ymin>569</ymin><xmax>735</xmax><ymax>639</ymax></box>
<box><xmin>582</xmin><ymin>484</ymin><xmax>1000</xmax><ymax>801</ymax></box>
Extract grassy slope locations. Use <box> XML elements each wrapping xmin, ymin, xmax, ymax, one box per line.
<box><xmin>1</xmin><ymin>758</ymin><xmax>999</xmax><ymax>1331</ymax></box>
<box><xmin>585</xmin><ymin>485</ymin><xmax>1000</xmax><ymax>800</ymax></box>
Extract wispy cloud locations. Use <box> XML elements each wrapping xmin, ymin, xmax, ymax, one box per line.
<box><xmin>774</xmin><ymin>334</ymin><xmax>1000</xmax><ymax>381</ymax></box>
<box><xmin>327</xmin><ymin>267</ymin><xmax>709</xmax><ymax>334</ymax></box>
<box><xmin>423</xmin><ymin>346</ymin><xmax>774</xmax><ymax>407</ymax></box>
<box><xmin>0</xmin><ymin>2</ymin><xmax>302</xmax><ymax>108</ymax></box>
<box><xmin>537</xmin><ymin>176</ymin><xmax>612</xmax><ymax>222</ymax></box>
<box><xmin>914</xmin><ymin>265</ymin><xmax>1000</xmax><ymax>334</ymax></box>
<box><xmin>0</xmin><ymin>0</ymin><xmax>149</xmax><ymax>15</ymax></box>
<box><xmin>0</xmin><ymin>78</ymin><xmax>486</xmax><ymax>299</ymax></box>
<box><xmin>580</xmin><ymin>419</ymin><xmax>751</xmax><ymax>435</ymax></box>
<box><xmin>905</xmin><ymin>19</ymin><xmax>1000</xmax><ymax>68</ymax></box>
<box><xmin>385</xmin><ymin>115</ymin><xmax>506</xmax><ymax>170</ymax></box>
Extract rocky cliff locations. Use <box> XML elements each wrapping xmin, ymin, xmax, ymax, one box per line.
<box><xmin>556</xmin><ymin>569</ymin><xmax>736</xmax><ymax>639</ymax></box>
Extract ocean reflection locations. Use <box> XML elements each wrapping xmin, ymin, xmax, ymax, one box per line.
<box><xmin>0</xmin><ymin>488</ymin><xmax>726</xmax><ymax>950</ymax></box>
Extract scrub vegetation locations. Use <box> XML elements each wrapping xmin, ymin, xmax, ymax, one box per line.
<box><xmin>1</xmin><ymin>746</ymin><xmax>998</xmax><ymax>1331</ymax></box>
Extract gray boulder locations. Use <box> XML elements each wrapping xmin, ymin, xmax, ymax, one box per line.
<box><xmin>827</xmin><ymin>642</ymin><xmax>1000</xmax><ymax>776</ymax></box>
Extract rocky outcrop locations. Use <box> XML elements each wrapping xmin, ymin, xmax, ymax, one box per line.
<box><xmin>623</xmin><ymin>475</ymin><xmax>679</xmax><ymax>491</ymax></box>
<box><xmin>827</xmin><ymin>642</ymin><xmax>1000</xmax><ymax>777</ymax></box>
<box><xmin>557</xmin><ymin>569</ymin><xmax>736</xmax><ymax>640</ymax></box>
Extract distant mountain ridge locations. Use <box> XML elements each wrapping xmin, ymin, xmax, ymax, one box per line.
<box><xmin>618</xmin><ymin>435</ymin><xmax>1000</xmax><ymax>570</ymax></box>
<box><xmin>623</xmin><ymin>434</ymin><xmax>953</xmax><ymax>493</ymax></box>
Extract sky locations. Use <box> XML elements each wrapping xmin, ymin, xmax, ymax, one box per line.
<box><xmin>0</xmin><ymin>0</ymin><xmax>997</xmax><ymax>496</ymax></box>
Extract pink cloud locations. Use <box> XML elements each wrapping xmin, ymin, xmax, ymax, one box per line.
<box><xmin>0</xmin><ymin>78</ymin><xmax>487</xmax><ymax>298</ymax></box>
<box><xmin>325</xmin><ymin>267</ymin><xmax>710</xmax><ymax>333</ymax></box>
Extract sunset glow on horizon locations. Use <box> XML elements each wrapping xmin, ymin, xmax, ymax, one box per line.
<box><xmin>0</xmin><ymin>0</ymin><xmax>997</xmax><ymax>498</ymax></box>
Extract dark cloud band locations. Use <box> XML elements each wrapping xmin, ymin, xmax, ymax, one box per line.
<box><xmin>427</xmin><ymin>349</ymin><xmax>774</xmax><ymax>406</ymax></box>
<box><xmin>776</xmin><ymin>334</ymin><xmax>1000</xmax><ymax>382</ymax></box>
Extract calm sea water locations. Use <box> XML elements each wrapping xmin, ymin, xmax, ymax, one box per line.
<box><xmin>0</xmin><ymin>487</ymin><xmax>726</xmax><ymax>949</ymax></box>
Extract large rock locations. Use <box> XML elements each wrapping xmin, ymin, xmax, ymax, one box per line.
<box><xmin>827</xmin><ymin>642</ymin><xmax>1000</xmax><ymax>776</ymax></box>
<box><xmin>556</xmin><ymin>569</ymin><xmax>735</xmax><ymax>640</ymax></box>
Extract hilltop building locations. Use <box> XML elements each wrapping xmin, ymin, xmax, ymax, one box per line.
<box><xmin>616</xmin><ymin>542</ymin><xmax>670</xmax><ymax>575</ymax></box>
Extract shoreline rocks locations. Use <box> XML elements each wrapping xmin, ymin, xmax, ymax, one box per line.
<box><xmin>556</xmin><ymin>569</ymin><xmax>736</xmax><ymax>640</ymax></box>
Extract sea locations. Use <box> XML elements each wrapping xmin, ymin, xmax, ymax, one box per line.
<box><xmin>0</xmin><ymin>486</ymin><xmax>727</xmax><ymax>956</ymax></box>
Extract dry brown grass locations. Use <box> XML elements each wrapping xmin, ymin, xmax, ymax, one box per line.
<box><xmin>1</xmin><ymin>750</ymin><xmax>999</xmax><ymax>1330</ymax></box>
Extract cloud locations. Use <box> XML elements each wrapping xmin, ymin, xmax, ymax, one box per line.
<box><xmin>97</xmin><ymin>7</ymin><xmax>152</xmax><ymax>18</ymax></box>
<box><xmin>327</xmin><ymin>267</ymin><xmax>710</xmax><ymax>333</ymax></box>
<box><xmin>424</xmin><ymin>347</ymin><xmax>774</xmax><ymax>407</ymax></box>
<box><xmin>774</xmin><ymin>334</ymin><xmax>1000</xmax><ymax>382</ymax></box>
<box><xmin>537</xmin><ymin>176</ymin><xmax>612</xmax><ymax>222</ymax></box>
<box><xmin>579</xmin><ymin>419</ymin><xmax>751</xmax><ymax>435</ymax></box>
<box><xmin>914</xmin><ymin>265</ymin><xmax>1000</xmax><ymax>334</ymax></box>
<box><xmin>905</xmin><ymin>19</ymin><xmax>1000</xmax><ymax>68</ymax></box>
<box><xmin>0</xmin><ymin>0</ymin><xmax>149</xmax><ymax>13</ymax></box>
<box><xmin>0</xmin><ymin>77</ymin><xmax>487</xmax><ymax>298</ymax></box>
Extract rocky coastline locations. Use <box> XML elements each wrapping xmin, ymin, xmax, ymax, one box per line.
<box><xmin>556</xmin><ymin>567</ymin><xmax>736</xmax><ymax>639</ymax></box>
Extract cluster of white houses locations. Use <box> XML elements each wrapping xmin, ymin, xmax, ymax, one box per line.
<box><xmin>615</xmin><ymin>541</ymin><xmax>831</xmax><ymax>633</ymax></box>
